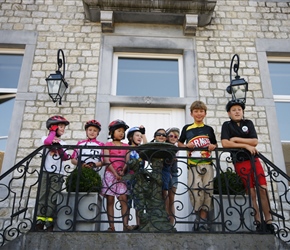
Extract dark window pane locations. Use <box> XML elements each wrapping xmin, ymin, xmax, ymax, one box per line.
<box><xmin>275</xmin><ymin>102</ymin><xmax>290</xmax><ymax>141</ymax></box>
<box><xmin>268</xmin><ymin>62</ymin><xmax>290</xmax><ymax>95</ymax></box>
<box><xmin>116</xmin><ymin>58</ymin><xmax>179</xmax><ymax>97</ymax></box>
<box><xmin>0</xmin><ymin>54</ymin><xmax>23</xmax><ymax>89</ymax></box>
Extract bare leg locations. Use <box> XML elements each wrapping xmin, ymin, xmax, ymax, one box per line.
<box><xmin>168</xmin><ymin>187</ymin><xmax>176</xmax><ymax>225</ymax></box>
<box><xmin>249</xmin><ymin>188</ymin><xmax>262</xmax><ymax>222</ymax></box>
<box><xmin>163</xmin><ymin>190</ymin><xmax>170</xmax><ymax>218</ymax></box>
<box><xmin>118</xmin><ymin>194</ymin><xmax>129</xmax><ymax>229</ymax></box>
<box><xmin>106</xmin><ymin>195</ymin><xmax>115</xmax><ymax>230</ymax></box>
<box><xmin>199</xmin><ymin>209</ymin><xmax>208</xmax><ymax>221</ymax></box>
<box><xmin>258</xmin><ymin>185</ymin><xmax>272</xmax><ymax>223</ymax></box>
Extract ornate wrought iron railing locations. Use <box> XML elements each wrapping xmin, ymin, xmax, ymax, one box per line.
<box><xmin>0</xmin><ymin>144</ymin><xmax>289</xmax><ymax>246</ymax></box>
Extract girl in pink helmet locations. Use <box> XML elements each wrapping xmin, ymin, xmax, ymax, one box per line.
<box><xmin>36</xmin><ymin>115</ymin><xmax>70</xmax><ymax>232</ymax></box>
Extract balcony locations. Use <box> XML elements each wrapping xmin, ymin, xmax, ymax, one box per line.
<box><xmin>82</xmin><ymin>0</ymin><xmax>217</xmax><ymax>34</ymax></box>
<box><xmin>0</xmin><ymin>144</ymin><xmax>289</xmax><ymax>247</ymax></box>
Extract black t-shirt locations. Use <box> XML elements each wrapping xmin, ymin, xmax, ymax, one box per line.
<box><xmin>221</xmin><ymin>119</ymin><xmax>257</xmax><ymax>161</ymax></box>
<box><xmin>179</xmin><ymin>123</ymin><xmax>217</xmax><ymax>165</ymax></box>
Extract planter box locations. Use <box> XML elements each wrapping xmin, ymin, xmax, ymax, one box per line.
<box><xmin>55</xmin><ymin>192</ymin><xmax>102</xmax><ymax>231</ymax></box>
<box><xmin>211</xmin><ymin>194</ymin><xmax>255</xmax><ymax>232</ymax></box>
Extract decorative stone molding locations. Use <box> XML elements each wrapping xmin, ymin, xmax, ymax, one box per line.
<box><xmin>82</xmin><ymin>0</ymin><xmax>216</xmax><ymax>35</ymax></box>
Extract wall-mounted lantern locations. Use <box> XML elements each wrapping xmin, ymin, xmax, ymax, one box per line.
<box><xmin>226</xmin><ymin>54</ymin><xmax>248</xmax><ymax>103</ymax></box>
<box><xmin>45</xmin><ymin>49</ymin><xmax>68</xmax><ymax>105</ymax></box>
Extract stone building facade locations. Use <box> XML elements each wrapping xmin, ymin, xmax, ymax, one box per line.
<box><xmin>0</xmin><ymin>0</ymin><xmax>289</xmax><ymax>181</ymax></box>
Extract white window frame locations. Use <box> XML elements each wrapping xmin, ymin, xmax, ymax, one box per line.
<box><xmin>0</xmin><ymin>48</ymin><xmax>24</xmax><ymax>95</ymax></box>
<box><xmin>0</xmin><ymin>49</ymin><xmax>24</xmax><ymax>150</ymax></box>
<box><xmin>268</xmin><ymin>56</ymin><xmax>290</xmax><ymax>142</ymax></box>
<box><xmin>111</xmin><ymin>52</ymin><xmax>184</xmax><ymax>97</ymax></box>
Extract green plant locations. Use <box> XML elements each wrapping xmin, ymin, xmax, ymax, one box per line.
<box><xmin>214</xmin><ymin>168</ymin><xmax>245</xmax><ymax>195</ymax></box>
<box><xmin>66</xmin><ymin>167</ymin><xmax>102</xmax><ymax>193</ymax></box>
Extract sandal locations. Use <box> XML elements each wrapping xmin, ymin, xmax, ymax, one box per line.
<box><xmin>107</xmin><ymin>226</ymin><xmax>115</xmax><ymax>232</ymax></box>
<box><xmin>123</xmin><ymin>224</ymin><xmax>135</xmax><ymax>231</ymax></box>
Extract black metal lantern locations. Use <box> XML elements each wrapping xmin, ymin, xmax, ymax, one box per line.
<box><xmin>226</xmin><ymin>54</ymin><xmax>248</xmax><ymax>103</ymax></box>
<box><xmin>45</xmin><ymin>49</ymin><xmax>68</xmax><ymax>105</ymax></box>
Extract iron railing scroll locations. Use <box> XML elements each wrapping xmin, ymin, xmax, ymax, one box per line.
<box><xmin>0</xmin><ymin>144</ymin><xmax>289</xmax><ymax>247</ymax></box>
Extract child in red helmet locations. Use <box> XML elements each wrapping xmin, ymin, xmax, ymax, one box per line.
<box><xmin>102</xmin><ymin>119</ymin><xmax>132</xmax><ymax>232</ymax></box>
<box><xmin>36</xmin><ymin>115</ymin><xmax>70</xmax><ymax>232</ymax></box>
<box><xmin>71</xmin><ymin>119</ymin><xmax>104</xmax><ymax>169</ymax></box>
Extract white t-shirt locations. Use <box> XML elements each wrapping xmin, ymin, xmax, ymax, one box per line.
<box><xmin>42</xmin><ymin>136</ymin><xmax>67</xmax><ymax>175</ymax></box>
<box><xmin>71</xmin><ymin>139</ymin><xmax>104</xmax><ymax>164</ymax></box>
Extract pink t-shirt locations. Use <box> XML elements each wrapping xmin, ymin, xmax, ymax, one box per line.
<box><xmin>105</xmin><ymin>141</ymin><xmax>129</xmax><ymax>171</ymax></box>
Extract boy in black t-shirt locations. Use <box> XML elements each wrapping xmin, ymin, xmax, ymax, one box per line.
<box><xmin>221</xmin><ymin>100</ymin><xmax>274</xmax><ymax>233</ymax></box>
<box><xmin>178</xmin><ymin>101</ymin><xmax>217</xmax><ymax>231</ymax></box>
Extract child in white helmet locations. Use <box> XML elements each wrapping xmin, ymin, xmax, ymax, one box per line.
<box><xmin>71</xmin><ymin>119</ymin><xmax>104</xmax><ymax>170</ymax></box>
<box><xmin>126</xmin><ymin>125</ymin><xmax>147</xmax><ymax>229</ymax></box>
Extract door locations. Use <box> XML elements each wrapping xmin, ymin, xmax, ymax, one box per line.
<box><xmin>99</xmin><ymin>107</ymin><xmax>191</xmax><ymax>232</ymax></box>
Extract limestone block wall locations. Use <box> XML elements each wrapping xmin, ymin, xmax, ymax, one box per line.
<box><xmin>0</xmin><ymin>0</ymin><xmax>288</xmax><ymax>173</ymax></box>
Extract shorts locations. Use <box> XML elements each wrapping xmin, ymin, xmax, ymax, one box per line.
<box><xmin>170</xmin><ymin>172</ymin><xmax>178</xmax><ymax>189</ymax></box>
<box><xmin>234</xmin><ymin>158</ymin><xmax>267</xmax><ymax>189</ymax></box>
<box><xmin>162</xmin><ymin>167</ymin><xmax>171</xmax><ymax>190</ymax></box>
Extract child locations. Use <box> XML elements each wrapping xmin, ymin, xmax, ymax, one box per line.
<box><xmin>71</xmin><ymin>120</ymin><xmax>104</xmax><ymax>170</ymax></box>
<box><xmin>126</xmin><ymin>126</ymin><xmax>147</xmax><ymax>228</ymax></box>
<box><xmin>102</xmin><ymin>119</ymin><xmax>132</xmax><ymax>232</ymax></box>
<box><xmin>36</xmin><ymin>115</ymin><xmax>70</xmax><ymax>231</ymax></box>
<box><xmin>152</xmin><ymin>128</ymin><xmax>172</xmax><ymax>216</ymax></box>
<box><xmin>178</xmin><ymin>101</ymin><xmax>217</xmax><ymax>231</ymax></box>
<box><xmin>221</xmin><ymin>99</ymin><xmax>274</xmax><ymax>233</ymax></box>
<box><xmin>166</xmin><ymin>127</ymin><xmax>180</xmax><ymax>225</ymax></box>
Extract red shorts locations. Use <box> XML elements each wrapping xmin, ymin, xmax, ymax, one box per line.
<box><xmin>234</xmin><ymin>158</ymin><xmax>267</xmax><ymax>188</ymax></box>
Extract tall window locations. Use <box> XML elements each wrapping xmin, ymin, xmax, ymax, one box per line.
<box><xmin>268</xmin><ymin>57</ymin><xmax>290</xmax><ymax>177</ymax></box>
<box><xmin>0</xmin><ymin>50</ymin><xmax>24</xmax><ymax>151</ymax></box>
<box><xmin>268</xmin><ymin>58</ymin><xmax>290</xmax><ymax>142</ymax></box>
<box><xmin>112</xmin><ymin>53</ymin><xmax>184</xmax><ymax>97</ymax></box>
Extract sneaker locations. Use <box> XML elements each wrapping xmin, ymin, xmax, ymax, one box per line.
<box><xmin>266</xmin><ymin>223</ymin><xmax>275</xmax><ymax>234</ymax></box>
<box><xmin>256</xmin><ymin>221</ymin><xmax>262</xmax><ymax>232</ymax></box>
<box><xmin>35</xmin><ymin>222</ymin><xmax>44</xmax><ymax>231</ymax></box>
<box><xmin>192</xmin><ymin>219</ymin><xmax>199</xmax><ymax>231</ymax></box>
<box><xmin>198</xmin><ymin>224</ymin><xmax>210</xmax><ymax>232</ymax></box>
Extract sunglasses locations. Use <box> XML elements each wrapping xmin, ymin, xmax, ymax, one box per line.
<box><xmin>155</xmin><ymin>133</ymin><xmax>167</xmax><ymax>137</ymax></box>
<box><xmin>168</xmin><ymin>135</ymin><xmax>178</xmax><ymax>139</ymax></box>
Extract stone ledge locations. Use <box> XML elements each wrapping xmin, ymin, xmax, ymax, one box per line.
<box><xmin>2</xmin><ymin>232</ymin><xmax>287</xmax><ymax>250</ymax></box>
<box><xmin>82</xmin><ymin>0</ymin><xmax>217</xmax><ymax>35</ymax></box>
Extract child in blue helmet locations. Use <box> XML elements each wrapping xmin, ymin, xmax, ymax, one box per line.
<box><xmin>71</xmin><ymin>119</ymin><xmax>104</xmax><ymax>170</ymax></box>
<box><xmin>36</xmin><ymin>115</ymin><xmax>70</xmax><ymax>232</ymax></box>
<box><xmin>126</xmin><ymin>125</ymin><xmax>147</xmax><ymax>228</ymax></box>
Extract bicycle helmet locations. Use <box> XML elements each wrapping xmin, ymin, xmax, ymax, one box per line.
<box><xmin>166</xmin><ymin>127</ymin><xmax>180</xmax><ymax>136</ymax></box>
<box><xmin>226</xmin><ymin>99</ymin><xmax>245</xmax><ymax>112</ymax></box>
<box><xmin>46</xmin><ymin>115</ymin><xmax>69</xmax><ymax>129</ymax></box>
<box><xmin>127</xmin><ymin>127</ymin><xmax>140</xmax><ymax>139</ymax></box>
<box><xmin>85</xmin><ymin>120</ymin><xmax>101</xmax><ymax>131</ymax></box>
<box><xmin>126</xmin><ymin>127</ymin><xmax>142</xmax><ymax>145</ymax></box>
<box><xmin>108</xmin><ymin>119</ymin><xmax>129</xmax><ymax>139</ymax></box>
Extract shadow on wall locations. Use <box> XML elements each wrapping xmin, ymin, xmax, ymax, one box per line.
<box><xmin>0</xmin><ymin>151</ymin><xmax>3</xmax><ymax>174</ymax></box>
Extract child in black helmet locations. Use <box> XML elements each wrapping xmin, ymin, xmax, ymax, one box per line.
<box><xmin>36</xmin><ymin>115</ymin><xmax>70</xmax><ymax>232</ymax></box>
<box><xmin>221</xmin><ymin>100</ymin><xmax>274</xmax><ymax>233</ymax></box>
<box><xmin>71</xmin><ymin>119</ymin><xmax>104</xmax><ymax>169</ymax></box>
<box><xmin>101</xmin><ymin>119</ymin><xmax>132</xmax><ymax>232</ymax></box>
